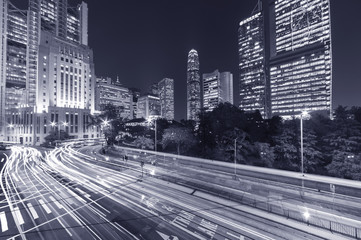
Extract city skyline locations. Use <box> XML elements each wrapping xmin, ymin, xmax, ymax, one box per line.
<box><xmin>9</xmin><ymin>0</ymin><xmax>361</xmax><ymax>121</ymax></box>
<box><xmin>0</xmin><ymin>1</ymin><xmax>361</xmax><ymax>239</ymax></box>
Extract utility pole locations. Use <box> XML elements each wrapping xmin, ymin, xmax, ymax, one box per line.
<box><xmin>234</xmin><ymin>138</ymin><xmax>237</xmax><ymax>179</ymax></box>
<box><xmin>155</xmin><ymin>119</ymin><xmax>157</xmax><ymax>152</ymax></box>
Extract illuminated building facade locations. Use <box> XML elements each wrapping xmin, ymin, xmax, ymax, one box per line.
<box><xmin>239</xmin><ymin>0</ymin><xmax>332</xmax><ymax>118</ymax></box>
<box><xmin>203</xmin><ymin>70</ymin><xmax>233</xmax><ymax>112</ymax></box>
<box><xmin>0</xmin><ymin>0</ymin><xmax>7</xmax><ymax>139</ymax></box>
<box><xmin>136</xmin><ymin>95</ymin><xmax>161</xmax><ymax>120</ymax></box>
<box><xmin>36</xmin><ymin>30</ymin><xmax>95</xmax><ymax>113</ymax></box>
<box><xmin>95</xmin><ymin>77</ymin><xmax>133</xmax><ymax>120</ymax></box>
<box><xmin>158</xmin><ymin>78</ymin><xmax>174</xmax><ymax>120</ymax></box>
<box><xmin>3</xmin><ymin>0</ymin><xmax>96</xmax><ymax>144</ymax></box>
<box><xmin>270</xmin><ymin>0</ymin><xmax>332</xmax><ymax>118</ymax></box>
<box><xmin>6</xmin><ymin>4</ymin><xmax>28</xmax><ymax>111</ymax></box>
<box><xmin>238</xmin><ymin>12</ymin><xmax>267</xmax><ymax>118</ymax></box>
<box><xmin>39</xmin><ymin>0</ymin><xmax>88</xmax><ymax>45</ymax></box>
<box><xmin>187</xmin><ymin>49</ymin><xmax>201</xmax><ymax>121</ymax></box>
<box><xmin>129</xmin><ymin>88</ymin><xmax>140</xmax><ymax>119</ymax></box>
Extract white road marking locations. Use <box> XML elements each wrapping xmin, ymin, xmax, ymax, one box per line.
<box><xmin>27</xmin><ymin>203</ymin><xmax>39</xmax><ymax>220</ymax></box>
<box><xmin>58</xmin><ymin>218</ymin><xmax>72</xmax><ymax>237</ymax></box>
<box><xmin>39</xmin><ymin>199</ymin><xmax>52</xmax><ymax>214</ymax></box>
<box><xmin>0</xmin><ymin>211</ymin><xmax>8</xmax><ymax>232</ymax></box>
<box><xmin>14</xmin><ymin>207</ymin><xmax>24</xmax><ymax>225</ymax></box>
<box><xmin>49</xmin><ymin>196</ymin><xmax>64</xmax><ymax>209</ymax></box>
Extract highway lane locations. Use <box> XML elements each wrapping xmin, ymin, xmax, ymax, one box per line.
<box><xmin>0</xmin><ymin>143</ymin><xmax>356</xmax><ymax>240</ymax></box>
<box><xmin>79</xmin><ymin>144</ymin><xmax>361</xmax><ymax>239</ymax></box>
<box><xmin>102</xmin><ymin>146</ymin><xmax>361</xmax><ymax>221</ymax></box>
<box><xmin>74</xmin><ymin>144</ymin><xmax>349</xmax><ymax>240</ymax></box>
<box><xmin>0</xmin><ymin>146</ymin><xmax>144</xmax><ymax>239</ymax></box>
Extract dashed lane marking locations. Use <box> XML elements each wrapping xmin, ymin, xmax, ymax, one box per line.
<box><xmin>27</xmin><ymin>203</ymin><xmax>39</xmax><ymax>220</ymax></box>
<box><xmin>49</xmin><ymin>196</ymin><xmax>64</xmax><ymax>209</ymax></box>
<box><xmin>0</xmin><ymin>211</ymin><xmax>8</xmax><ymax>232</ymax></box>
<box><xmin>14</xmin><ymin>207</ymin><xmax>24</xmax><ymax>225</ymax></box>
<box><xmin>38</xmin><ymin>199</ymin><xmax>52</xmax><ymax>214</ymax></box>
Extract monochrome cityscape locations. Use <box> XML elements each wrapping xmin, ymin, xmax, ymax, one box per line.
<box><xmin>0</xmin><ymin>0</ymin><xmax>360</xmax><ymax>239</ymax></box>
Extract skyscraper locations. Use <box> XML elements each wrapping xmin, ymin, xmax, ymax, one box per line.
<box><xmin>220</xmin><ymin>71</ymin><xmax>234</xmax><ymax>106</ymax></box>
<box><xmin>187</xmin><ymin>49</ymin><xmax>201</xmax><ymax>121</ymax></box>
<box><xmin>203</xmin><ymin>70</ymin><xmax>233</xmax><ymax>112</ymax></box>
<box><xmin>0</xmin><ymin>0</ymin><xmax>7</xmax><ymax>139</ymax></box>
<box><xmin>270</xmin><ymin>0</ymin><xmax>332</xmax><ymax>118</ymax></box>
<box><xmin>95</xmin><ymin>77</ymin><xmax>133</xmax><ymax>120</ymax></box>
<box><xmin>238</xmin><ymin>0</ymin><xmax>332</xmax><ymax>119</ymax></box>
<box><xmin>158</xmin><ymin>78</ymin><xmax>174</xmax><ymax>120</ymax></box>
<box><xmin>136</xmin><ymin>94</ymin><xmax>161</xmax><ymax>120</ymax></box>
<box><xmin>6</xmin><ymin>3</ymin><xmax>28</xmax><ymax>111</ymax></box>
<box><xmin>238</xmin><ymin>12</ymin><xmax>267</xmax><ymax>118</ymax></box>
<box><xmin>3</xmin><ymin>0</ymin><xmax>97</xmax><ymax>144</ymax></box>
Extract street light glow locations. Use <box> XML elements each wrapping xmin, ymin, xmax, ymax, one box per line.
<box><xmin>301</xmin><ymin>110</ymin><xmax>309</xmax><ymax>116</ymax></box>
<box><xmin>50</xmin><ymin>122</ymin><xmax>56</xmax><ymax>127</ymax></box>
<box><xmin>102</xmin><ymin>119</ymin><xmax>110</xmax><ymax>126</ymax></box>
<box><xmin>62</xmin><ymin>121</ymin><xmax>68</xmax><ymax>127</ymax></box>
<box><xmin>303</xmin><ymin>211</ymin><xmax>310</xmax><ymax>220</ymax></box>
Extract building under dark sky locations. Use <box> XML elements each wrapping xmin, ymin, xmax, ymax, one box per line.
<box><xmin>11</xmin><ymin>0</ymin><xmax>361</xmax><ymax>120</ymax></box>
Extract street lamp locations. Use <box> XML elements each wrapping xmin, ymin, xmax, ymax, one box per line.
<box><xmin>100</xmin><ymin>119</ymin><xmax>110</xmax><ymax>139</ymax></box>
<box><xmin>234</xmin><ymin>138</ymin><xmax>237</xmax><ymax>179</ymax></box>
<box><xmin>300</xmin><ymin>111</ymin><xmax>310</xmax><ymax>176</ymax></box>
<box><xmin>60</xmin><ymin>121</ymin><xmax>68</xmax><ymax>140</ymax></box>
<box><xmin>102</xmin><ymin>119</ymin><xmax>110</xmax><ymax>127</ymax></box>
<box><xmin>147</xmin><ymin>117</ymin><xmax>157</xmax><ymax>152</ymax></box>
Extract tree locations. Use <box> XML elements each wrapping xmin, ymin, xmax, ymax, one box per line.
<box><xmin>162</xmin><ymin>126</ymin><xmax>196</xmax><ymax>155</ymax></box>
<box><xmin>273</xmin><ymin>119</ymin><xmax>299</xmax><ymax>171</ymax></box>
<box><xmin>255</xmin><ymin>142</ymin><xmax>275</xmax><ymax>167</ymax></box>
<box><xmin>44</xmin><ymin>130</ymin><xmax>70</xmax><ymax>146</ymax></box>
<box><xmin>334</xmin><ymin>105</ymin><xmax>349</xmax><ymax>121</ymax></box>
<box><xmin>244</xmin><ymin>110</ymin><xmax>267</xmax><ymax>143</ymax></box>
<box><xmin>132</xmin><ymin>136</ymin><xmax>154</xmax><ymax>150</ymax></box>
<box><xmin>218</xmin><ymin>128</ymin><xmax>249</xmax><ymax>163</ymax></box>
<box><xmin>89</xmin><ymin>104</ymin><xmax>126</xmax><ymax>145</ymax></box>
<box><xmin>323</xmin><ymin>113</ymin><xmax>361</xmax><ymax>180</ymax></box>
<box><xmin>350</xmin><ymin>106</ymin><xmax>361</xmax><ymax>124</ymax></box>
<box><xmin>302</xmin><ymin>128</ymin><xmax>323</xmax><ymax>173</ymax></box>
<box><xmin>196</xmin><ymin>103</ymin><xmax>248</xmax><ymax>159</ymax></box>
<box><xmin>326</xmin><ymin>152</ymin><xmax>361</xmax><ymax>180</ymax></box>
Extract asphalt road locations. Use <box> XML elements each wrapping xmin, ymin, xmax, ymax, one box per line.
<box><xmin>0</xmin><ymin>144</ymin><xmax>357</xmax><ymax>240</ymax></box>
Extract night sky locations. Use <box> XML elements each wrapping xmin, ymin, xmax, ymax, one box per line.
<box><xmin>11</xmin><ymin>0</ymin><xmax>361</xmax><ymax>120</ymax></box>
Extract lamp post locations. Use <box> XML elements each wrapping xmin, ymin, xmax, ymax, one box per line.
<box><xmin>50</xmin><ymin>122</ymin><xmax>57</xmax><ymax>144</ymax></box>
<box><xmin>147</xmin><ymin>118</ymin><xmax>157</xmax><ymax>152</ymax></box>
<box><xmin>147</xmin><ymin>118</ymin><xmax>157</xmax><ymax>151</ymax></box>
<box><xmin>61</xmin><ymin>121</ymin><xmax>68</xmax><ymax>140</ymax></box>
<box><xmin>300</xmin><ymin>111</ymin><xmax>309</xmax><ymax>176</ymax></box>
<box><xmin>101</xmin><ymin>119</ymin><xmax>110</xmax><ymax>138</ymax></box>
<box><xmin>8</xmin><ymin>124</ymin><xmax>14</xmax><ymax>142</ymax></box>
<box><xmin>234</xmin><ymin>138</ymin><xmax>237</xmax><ymax>179</ymax></box>
<box><xmin>154</xmin><ymin>120</ymin><xmax>157</xmax><ymax>152</ymax></box>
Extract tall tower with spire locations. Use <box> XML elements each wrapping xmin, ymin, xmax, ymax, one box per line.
<box><xmin>187</xmin><ymin>49</ymin><xmax>201</xmax><ymax>121</ymax></box>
